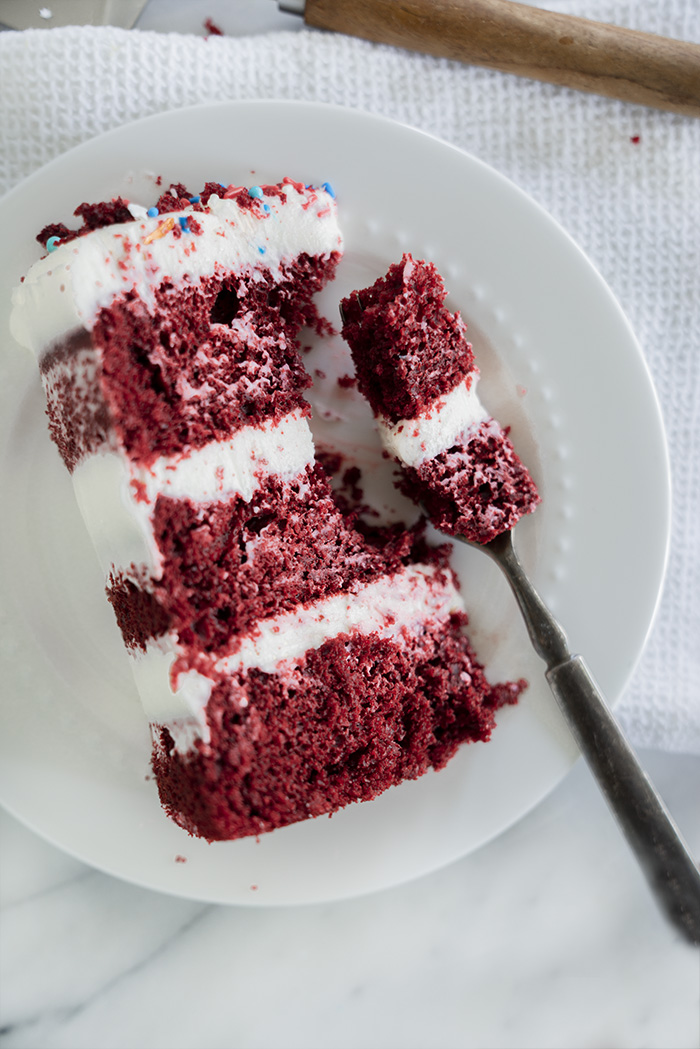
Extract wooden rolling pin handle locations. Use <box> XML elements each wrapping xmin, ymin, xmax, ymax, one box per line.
<box><xmin>304</xmin><ymin>0</ymin><xmax>700</xmax><ymax>116</ymax></box>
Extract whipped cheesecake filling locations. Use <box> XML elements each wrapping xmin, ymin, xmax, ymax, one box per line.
<box><xmin>377</xmin><ymin>373</ymin><xmax>490</xmax><ymax>468</ymax></box>
<box><xmin>136</xmin><ymin>562</ymin><xmax>465</xmax><ymax>753</ymax></box>
<box><xmin>72</xmin><ymin>408</ymin><xmax>315</xmax><ymax>577</ymax></box>
<box><xmin>10</xmin><ymin>183</ymin><xmax>341</xmax><ymax>356</ymax></box>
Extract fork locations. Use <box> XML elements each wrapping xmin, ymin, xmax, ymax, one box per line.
<box><xmin>455</xmin><ymin>525</ymin><xmax>700</xmax><ymax>945</ymax></box>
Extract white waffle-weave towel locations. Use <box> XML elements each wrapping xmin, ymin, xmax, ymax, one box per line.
<box><xmin>0</xmin><ymin>4</ymin><xmax>698</xmax><ymax>754</ymax></box>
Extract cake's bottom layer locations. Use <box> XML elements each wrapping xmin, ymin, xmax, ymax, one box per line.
<box><xmin>151</xmin><ymin>618</ymin><xmax>524</xmax><ymax>841</ymax></box>
<box><xmin>400</xmin><ymin>421</ymin><xmax>540</xmax><ymax>543</ymax></box>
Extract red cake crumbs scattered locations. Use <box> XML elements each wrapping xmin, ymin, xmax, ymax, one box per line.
<box><xmin>342</xmin><ymin>465</ymin><xmax>364</xmax><ymax>504</ymax></box>
<box><xmin>203</xmin><ymin>17</ymin><xmax>224</xmax><ymax>35</ymax></box>
<box><xmin>316</xmin><ymin>447</ymin><xmax>344</xmax><ymax>477</ymax></box>
<box><xmin>37</xmin><ymin>198</ymin><xmax>134</xmax><ymax>247</ymax></box>
<box><xmin>35</xmin><ymin>181</ymin><xmax>293</xmax><ymax>250</ymax></box>
<box><xmin>337</xmin><ymin>373</ymin><xmax>357</xmax><ymax>388</ymax></box>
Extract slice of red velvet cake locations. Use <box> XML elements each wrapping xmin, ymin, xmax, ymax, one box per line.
<box><xmin>11</xmin><ymin>192</ymin><xmax>523</xmax><ymax>841</ymax></box>
<box><xmin>341</xmin><ymin>254</ymin><xmax>540</xmax><ymax>543</ymax></box>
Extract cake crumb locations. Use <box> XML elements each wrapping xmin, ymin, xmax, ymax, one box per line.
<box><xmin>338</xmin><ymin>373</ymin><xmax>357</xmax><ymax>388</ymax></box>
<box><xmin>175</xmin><ymin>855</ymin><xmax>187</xmax><ymax>864</ymax></box>
<box><xmin>630</xmin><ymin>135</ymin><xmax>641</xmax><ymax>144</ymax></box>
<box><xmin>203</xmin><ymin>17</ymin><xmax>224</xmax><ymax>36</ymax></box>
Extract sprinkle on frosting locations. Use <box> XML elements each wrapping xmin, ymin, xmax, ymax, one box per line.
<box><xmin>143</xmin><ymin>216</ymin><xmax>176</xmax><ymax>245</ymax></box>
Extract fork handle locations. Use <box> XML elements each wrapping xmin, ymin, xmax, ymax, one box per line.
<box><xmin>546</xmin><ymin>655</ymin><xmax>700</xmax><ymax>945</ymax></box>
<box><xmin>298</xmin><ymin>0</ymin><xmax>700</xmax><ymax>116</ymax></box>
<box><xmin>490</xmin><ymin>532</ymin><xmax>700</xmax><ymax>943</ymax></box>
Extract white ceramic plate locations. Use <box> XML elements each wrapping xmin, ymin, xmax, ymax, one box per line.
<box><xmin>0</xmin><ymin>101</ymin><xmax>670</xmax><ymax>905</ymax></box>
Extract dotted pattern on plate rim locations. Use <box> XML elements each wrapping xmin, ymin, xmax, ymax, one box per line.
<box><xmin>366</xmin><ymin>220</ymin><xmax>576</xmax><ymax>594</ymax></box>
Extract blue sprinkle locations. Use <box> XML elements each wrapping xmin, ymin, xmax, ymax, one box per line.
<box><xmin>321</xmin><ymin>181</ymin><xmax>335</xmax><ymax>199</ymax></box>
<box><xmin>263</xmin><ymin>203</ymin><xmax>270</xmax><ymax>213</ymax></box>
<box><xmin>189</xmin><ymin>195</ymin><xmax>200</xmax><ymax>204</ymax></box>
<box><xmin>248</xmin><ymin>186</ymin><xmax>263</xmax><ymax>199</ymax></box>
<box><xmin>147</xmin><ymin>206</ymin><xmax>159</xmax><ymax>218</ymax></box>
<box><xmin>258</xmin><ymin>245</ymin><xmax>266</xmax><ymax>254</ymax></box>
<box><xmin>178</xmin><ymin>216</ymin><xmax>190</xmax><ymax>232</ymax></box>
<box><xmin>219</xmin><ymin>182</ymin><xmax>227</xmax><ymax>188</ymax></box>
<box><xmin>46</xmin><ymin>235</ymin><xmax>61</xmax><ymax>252</ymax></box>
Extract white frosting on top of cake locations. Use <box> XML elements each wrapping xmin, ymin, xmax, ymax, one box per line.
<box><xmin>377</xmin><ymin>373</ymin><xmax>490</xmax><ymax>468</ymax></box>
<box><xmin>134</xmin><ymin>562</ymin><xmax>465</xmax><ymax>753</ymax></box>
<box><xmin>72</xmin><ymin>408</ymin><xmax>314</xmax><ymax>577</ymax></box>
<box><xmin>10</xmin><ymin>182</ymin><xmax>341</xmax><ymax>356</ymax></box>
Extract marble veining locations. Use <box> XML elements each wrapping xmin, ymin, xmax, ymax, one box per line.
<box><xmin>1</xmin><ymin>749</ymin><xmax>698</xmax><ymax>1049</ymax></box>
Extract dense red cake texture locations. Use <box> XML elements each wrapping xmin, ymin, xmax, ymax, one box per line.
<box><xmin>402</xmin><ymin>424</ymin><xmax>541</xmax><ymax>543</ymax></box>
<box><xmin>107</xmin><ymin>465</ymin><xmax>413</xmax><ymax>655</ymax></box>
<box><xmin>20</xmin><ymin>188</ymin><xmax>530</xmax><ymax>843</ymax></box>
<box><xmin>152</xmin><ymin>622</ymin><xmax>523</xmax><ymax>842</ymax></box>
<box><xmin>341</xmin><ymin>254</ymin><xmax>540</xmax><ymax>543</ymax></box>
<box><xmin>340</xmin><ymin>254</ymin><xmax>473</xmax><ymax>422</ymax></box>
<box><xmin>43</xmin><ymin>256</ymin><xmax>336</xmax><ymax>473</ymax></box>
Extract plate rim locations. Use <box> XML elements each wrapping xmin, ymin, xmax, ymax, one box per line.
<box><xmin>0</xmin><ymin>98</ymin><xmax>672</xmax><ymax>904</ymax></box>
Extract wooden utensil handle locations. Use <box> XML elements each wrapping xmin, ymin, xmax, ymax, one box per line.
<box><xmin>304</xmin><ymin>0</ymin><xmax>700</xmax><ymax>116</ymax></box>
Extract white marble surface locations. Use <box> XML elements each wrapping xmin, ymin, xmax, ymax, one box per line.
<box><xmin>1</xmin><ymin>750</ymin><xmax>698</xmax><ymax>1049</ymax></box>
<box><xmin>1</xmin><ymin>5</ymin><xmax>699</xmax><ymax>1047</ymax></box>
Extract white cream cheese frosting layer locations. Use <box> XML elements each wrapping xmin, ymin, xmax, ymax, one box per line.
<box><xmin>72</xmin><ymin>408</ymin><xmax>315</xmax><ymax>577</ymax></box>
<box><xmin>135</xmin><ymin>562</ymin><xmax>465</xmax><ymax>753</ymax></box>
<box><xmin>10</xmin><ymin>182</ymin><xmax>341</xmax><ymax>356</ymax></box>
<box><xmin>377</xmin><ymin>373</ymin><xmax>490</xmax><ymax>469</ymax></box>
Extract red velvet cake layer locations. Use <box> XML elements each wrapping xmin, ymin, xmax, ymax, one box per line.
<box><xmin>18</xmin><ymin>185</ymin><xmax>530</xmax><ymax>845</ymax></box>
<box><xmin>42</xmin><ymin>254</ymin><xmax>339</xmax><ymax>472</ymax></box>
<box><xmin>39</xmin><ymin>330</ymin><xmax>111</xmax><ymax>472</ymax></box>
<box><xmin>341</xmin><ymin>256</ymin><xmax>540</xmax><ymax>544</ymax></box>
<box><xmin>107</xmin><ymin>465</ymin><xmax>412</xmax><ymax>655</ymax></box>
<box><xmin>401</xmin><ymin>423</ymin><xmax>542</xmax><ymax>542</ymax></box>
<box><xmin>340</xmin><ymin>255</ymin><xmax>473</xmax><ymax>423</ymax></box>
<box><xmin>152</xmin><ymin>622</ymin><xmax>524</xmax><ymax>841</ymax></box>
